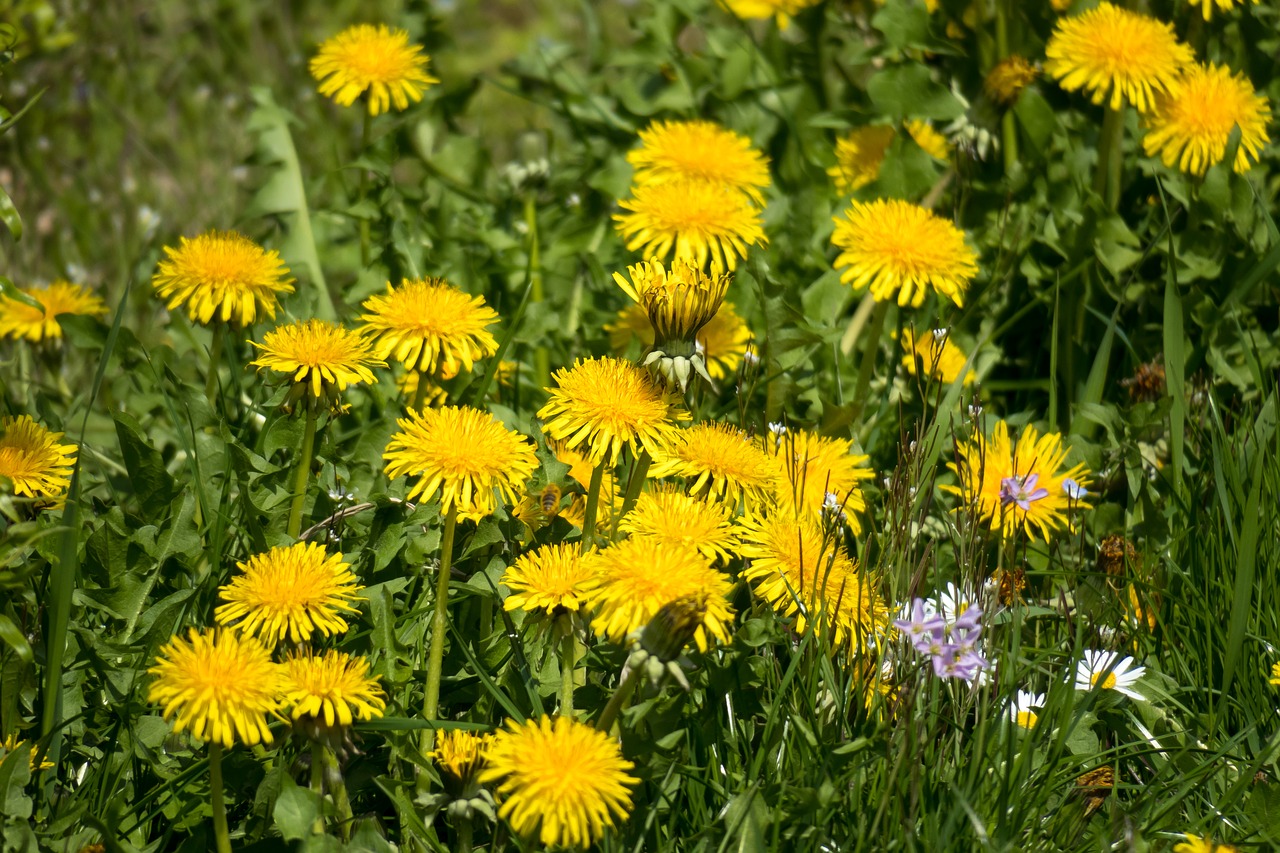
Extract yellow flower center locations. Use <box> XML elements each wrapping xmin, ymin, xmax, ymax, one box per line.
<box><xmin>1016</xmin><ymin>710</ymin><xmax>1039</xmax><ymax>729</ymax></box>
<box><xmin>1091</xmin><ymin>672</ymin><xmax>1118</xmax><ymax>690</ymax></box>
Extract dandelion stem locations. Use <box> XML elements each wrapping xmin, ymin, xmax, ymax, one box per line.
<box><xmin>204</xmin><ymin>323</ymin><xmax>225</xmax><ymax>407</ymax></box>
<box><xmin>559</xmin><ymin>613</ymin><xmax>576</xmax><ymax>716</ymax></box>
<box><xmin>421</xmin><ymin>503</ymin><xmax>459</xmax><ymax>762</ymax></box>
<box><xmin>209</xmin><ymin>742</ymin><xmax>232</xmax><ymax>853</ymax></box>
<box><xmin>410</xmin><ymin>370</ymin><xmax>429</xmax><ymax>412</ymax></box>
<box><xmin>595</xmin><ymin>664</ymin><xmax>638</xmax><ymax>734</ymax></box>
<box><xmin>358</xmin><ymin>110</ymin><xmax>373</xmax><ymax>268</ymax></box>
<box><xmin>524</xmin><ymin>193</ymin><xmax>549</xmax><ymax>393</ymax></box>
<box><xmin>996</xmin><ymin>0</ymin><xmax>1018</xmax><ymax>176</ymax></box>
<box><xmin>288</xmin><ymin>405</ymin><xmax>319</xmax><ymax>539</ymax></box>
<box><xmin>618</xmin><ymin>449</ymin><xmax>651</xmax><ymax>525</ymax></box>
<box><xmin>850</xmin><ymin>300</ymin><xmax>889</xmax><ymax>422</ymax></box>
<box><xmin>310</xmin><ymin>741</ymin><xmax>326</xmax><ymax>835</ymax></box>
<box><xmin>581</xmin><ymin>463</ymin><xmax>605</xmax><ymax>553</ymax></box>
<box><xmin>1093</xmin><ymin>106</ymin><xmax>1125</xmax><ymax>210</ymax></box>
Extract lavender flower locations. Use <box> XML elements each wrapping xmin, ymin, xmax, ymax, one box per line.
<box><xmin>999</xmin><ymin>473</ymin><xmax>1049</xmax><ymax>511</ymax></box>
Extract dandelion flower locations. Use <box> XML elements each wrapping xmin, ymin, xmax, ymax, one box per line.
<box><xmin>0</xmin><ymin>734</ymin><xmax>54</xmax><ymax>771</ymax></box>
<box><xmin>985</xmin><ymin>56</ymin><xmax>1040</xmax><ymax>107</ymax></box>
<box><xmin>613</xmin><ymin>259</ymin><xmax>729</xmax><ymax>349</ymax></box>
<box><xmin>606</xmin><ymin>302</ymin><xmax>751</xmax><ymax>382</ymax></box>
<box><xmin>738</xmin><ymin>510</ymin><xmax>890</xmax><ymax>652</ymax></box>
<box><xmin>479</xmin><ymin>715</ymin><xmax>638</xmax><ymax>848</ymax></box>
<box><xmin>827</xmin><ymin>126</ymin><xmax>895</xmax><ymax>193</ymax></box>
<box><xmin>538</xmin><ymin>357</ymin><xmax>687</xmax><ymax>467</ymax></box>
<box><xmin>281</xmin><ymin>650</ymin><xmax>385</xmax><ymax>727</ymax></box>
<box><xmin>585</xmin><ymin>538</ymin><xmax>735</xmax><ymax>650</ymax></box>
<box><xmin>832</xmin><ymin>199</ymin><xmax>978</xmax><ymax>308</ymax></box>
<box><xmin>152</xmin><ymin>231</ymin><xmax>294</xmax><ymax>327</ymax></box>
<box><xmin>614</xmin><ymin>179</ymin><xmax>766</xmax><ymax>273</ymax></box>
<box><xmin>1270</xmin><ymin>662</ymin><xmax>1280</xmax><ymax>686</ymax></box>
<box><xmin>618</xmin><ymin>485</ymin><xmax>740</xmax><ymax>564</ymax></box>
<box><xmin>147</xmin><ymin>628</ymin><xmax>284</xmax><ymax>748</ymax></box>
<box><xmin>1142</xmin><ymin>62</ymin><xmax>1271</xmax><ymax>176</ymax></box>
<box><xmin>0</xmin><ymin>415</ymin><xmax>76</xmax><ymax>502</ymax></box>
<box><xmin>1009</xmin><ymin>690</ymin><xmax>1045</xmax><ymax>729</ymax></box>
<box><xmin>944</xmin><ymin>420</ymin><xmax>1091</xmax><ymax>541</ymax></box>
<box><xmin>648</xmin><ymin>421</ymin><xmax>780</xmax><ymax>506</ymax></box>
<box><xmin>310</xmin><ymin>23</ymin><xmax>439</xmax><ymax>115</ymax></box>
<box><xmin>905</xmin><ymin>119</ymin><xmax>949</xmax><ymax>161</ymax></box>
<box><xmin>718</xmin><ymin>0</ymin><xmax>822</xmax><ymax>28</ymax></box>
<box><xmin>901</xmin><ymin>328</ymin><xmax>976</xmax><ymax>385</ymax></box>
<box><xmin>769</xmin><ymin>428</ymin><xmax>874</xmax><ymax>533</ymax></box>
<box><xmin>434</xmin><ymin>729</ymin><xmax>491</xmax><ymax>779</ymax></box>
<box><xmin>629</xmin><ymin>119</ymin><xmax>770</xmax><ymax>204</ymax></box>
<box><xmin>1074</xmin><ymin>649</ymin><xmax>1145</xmax><ymax>701</ymax></box>
<box><xmin>501</xmin><ymin>543</ymin><xmax>598</xmax><ymax>615</ymax></box>
<box><xmin>1173</xmin><ymin>833</ymin><xmax>1237</xmax><ymax>853</ymax></box>
<box><xmin>215</xmin><ymin>542</ymin><xmax>362</xmax><ymax>645</ymax></box>
<box><xmin>384</xmin><ymin>405</ymin><xmax>538</xmax><ymax>519</ymax></box>
<box><xmin>1187</xmin><ymin>0</ymin><xmax>1258</xmax><ymax>21</ymax></box>
<box><xmin>359</xmin><ymin>277</ymin><xmax>499</xmax><ymax>375</ymax></box>
<box><xmin>249</xmin><ymin>319</ymin><xmax>383</xmax><ymax>402</ymax></box>
<box><xmin>0</xmin><ymin>281</ymin><xmax>106</xmax><ymax>343</ymax></box>
<box><xmin>1043</xmin><ymin>3</ymin><xmax>1192</xmax><ymax>113</ymax></box>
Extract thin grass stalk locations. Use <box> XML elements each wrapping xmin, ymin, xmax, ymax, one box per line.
<box><xmin>358</xmin><ymin>110</ymin><xmax>373</xmax><ymax>268</ymax></box>
<box><xmin>287</xmin><ymin>405</ymin><xmax>319</xmax><ymax>539</ymax></box>
<box><xmin>209</xmin><ymin>742</ymin><xmax>232</xmax><ymax>853</ymax></box>
<box><xmin>580</xmin><ymin>462</ymin><xmax>605</xmax><ymax>552</ymax></box>
<box><xmin>204</xmin><ymin>323</ymin><xmax>224</xmax><ymax>406</ymax></box>
<box><xmin>421</xmin><ymin>503</ymin><xmax>459</xmax><ymax>761</ymax></box>
<box><xmin>851</xmin><ymin>300</ymin><xmax>890</xmax><ymax>421</ymax></box>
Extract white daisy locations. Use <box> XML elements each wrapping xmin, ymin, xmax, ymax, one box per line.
<box><xmin>1008</xmin><ymin>690</ymin><xmax>1045</xmax><ymax>729</ymax></box>
<box><xmin>1074</xmin><ymin>650</ymin><xmax>1146</xmax><ymax>701</ymax></box>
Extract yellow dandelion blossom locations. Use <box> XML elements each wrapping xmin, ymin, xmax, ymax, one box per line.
<box><xmin>606</xmin><ymin>302</ymin><xmax>752</xmax><ymax>382</ymax></box>
<box><xmin>538</xmin><ymin>357</ymin><xmax>687</xmax><ymax>467</ymax></box>
<box><xmin>281</xmin><ymin>650</ymin><xmax>385</xmax><ymax>727</ymax></box>
<box><xmin>1142</xmin><ymin>62</ymin><xmax>1271</xmax><ymax>176</ymax></box>
<box><xmin>648</xmin><ymin>421</ymin><xmax>780</xmax><ymax>506</ymax></box>
<box><xmin>769</xmin><ymin>428</ymin><xmax>875</xmax><ymax>533</ymax></box>
<box><xmin>501</xmin><ymin>543</ymin><xmax>598</xmax><ymax>615</ymax></box>
<box><xmin>215</xmin><ymin>542</ymin><xmax>362</xmax><ymax>645</ymax></box>
<box><xmin>905</xmin><ymin>119</ymin><xmax>949</xmax><ymax>161</ymax></box>
<box><xmin>985</xmin><ymin>56</ymin><xmax>1040</xmax><ymax>107</ymax></box>
<box><xmin>359</xmin><ymin>277</ymin><xmax>499</xmax><ymax>375</ymax></box>
<box><xmin>249</xmin><ymin>319</ymin><xmax>383</xmax><ymax>401</ymax></box>
<box><xmin>628</xmin><ymin>119</ymin><xmax>771</xmax><ymax>205</ymax></box>
<box><xmin>618</xmin><ymin>485</ymin><xmax>740</xmax><ymax>564</ymax></box>
<box><xmin>147</xmin><ymin>628</ymin><xmax>284</xmax><ymax>748</ymax></box>
<box><xmin>310</xmin><ymin>23</ymin><xmax>439</xmax><ymax>115</ymax></box>
<box><xmin>0</xmin><ymin>281</ymin><xmax>106</xmax><ymax>343</ymax></box>
<box><xmin>827</xmin><ymin>125</ymin><xmax>895</xmax><ymax>194</ymax></box>
<box><xmin>585</xmin><ymin>538</ymin><xmax>735</xmax><ymax>650</ymax></box>
<box><xmin>832</xmin><ymin>199</ymin><xmax>978</xmax><ymax>308</ymax></box>
<box><xmin>718</xmin><ymin>0</ymin><xmax>822</xmax><ymax>29</ymax></box>
<box><xmin>604</xmin><ymin>303</ymin><xmax>653</xmax><ymax>356</ymax></box>
<box><xmin>1187</xmin><ymin>0</ymin><xmax>1259</xmax><ymax>21</ymax></box>
<box><xmin>479</xmin><ymin>715</ymin><xmax>638</xmax><ymax>848</ymax></box>
<box><xmin>395</xmin><ymin>366</ymin><xmax>450</xmax><ymax>408</ymax></box>
<box><xmin>613</xmin><ymin>259</ymin><xmax>729</xmax><ymax>346</ymax></box>
<box><xmin>434</xmin><ymin>729</ymin><xmax>491</xmax><ymax>779</ymax></box>
<box><xmin>1043</xmin><ymin>3</ymin><xmax>1192</xmax><ymax>113</ymax></box>
<box><xmin>1174</xmin><ymin>833</ymin><xmax>1237</xmax><ymax>853</ymax></box>
<box><xmin>0</xmin><ymin>416</ymin><xmax>76</xmax><ymax>502</ymax></box>
<box><xmin>943</xmin><ymin>420</ymin><xmax>1091</xmax><ymax>542</ymax></box>
<box><xmin>383</xmin><ymin>405</ymin><xmax>539</xmax><ymax>519</ymax></box>
<box><xmin>1269</xmin><ymin>662</ymin><xmax>1280</xmax><ymax>686</ymax></box>
<box><xmin>614</xmin><ymin>179</ymin><xmax>766</xmax><ymax>273</ymax></box>
<box><xmin>152</xmin><ymin>231</ymin><xmax>294</xmax><ymax>327</ymax></box>
<box><xmin>901</xmin><ymin>328</ymin><xmax>976</xmax><ymax>386</ymax></box>
<box><xmin>0</xmin><ymin>734</ymin><xmax>54</xmax><ymax>771</ymax></box>
<box><xmin>738</xmin><ymin>509</ymin><xmax>890</xmax><ymax>652</ymax></box>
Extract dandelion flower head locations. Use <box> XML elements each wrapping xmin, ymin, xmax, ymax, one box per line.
<box><xmin>1142</xmin><ymin>62</ymin><xmax>1271</xmax><ymax>176</ymax></box>
<box><xmin>648</xmin><ymin>421</ymin><xmax>780</xmax><ymax>506</ymax></box>
<box><xmin>828</xmin><ymin>125</ymin><xmax>895</xmax><ymax>193</ymax></box>
<box><xmin>985</xmin><ymin>56</ymin><xmax>1040</xmax><ymax>106</ymax></box>
<box><xmin>434</xmin><ymin>728</ymin><xmax>492</xmax><ymax>780</ymax></box>
<box><xmin>215</xmin><ymin>542</ymin><xmax>363</xmax><ymax>646</ymax></box>
<box><xmin>147</xmin><ymin>628</ymin><xmax>284</xmax><ymax>748</ymax></box>
<box><xmin>310</xmin><ymin>23</ymin><xmax>439</xmax><ymax>115</ymax></box>
<box><xmin>0</xmin><ymin>734</ymin><xmax>54</xmax><ymax>772</ymax></box>
<box><xmin>1043</xmin><ymin>3</ymin><xmax>1193</xmax><ymax>113</ymax></box>
<box><xmin>606</xmin><ymin>302</ymin><xmax>752</xmax><ymax>382</ymax></box>
<box><xmin>614</xmin><ymin>179</ymin><xmax>766</xmax><ymax>273</ymax></box>
<box><xmin>613</xmin><ymin>258</ymin><xmax>730</xmax><ymax>346</ymax></box>
<box><xmin>768</xmin><ymin>428</ymin><xmax>874</xmax><ymax>533</ymax></box>
<box><xmin>1269</xmin><ymin>662</ymin><xmax>1280</xmax><ymax>686</ymax></box>
<box><xmin>905</xmin><ymin>119</ymin><xmax>949</xmax><ymax>161</ymax></box>
<box><xmin>628</xmin><ymin>119</ymin><xmax>770</xmax><ymax>204</ymax></box>
<box><xmin>479</xmin><ymin>715</ymin><xmax>638</xmax><ymax>848</ymax></box>
<box><xmin>0</xmin><ymin>281</ymin><xmax>106</xmax><ymax>343</ymax></box>
<box><xmin>1173</xmin><ymin>833</ymin><xmax>1237</xmax><ymax>853</ymax></box>
<box><xmin>832</xmin><ymin>199</ymin><xmax>977</xmax><ymax>308</ymax></box>
<box><xmin>585</xmin><ymin>537</ymin><xmax>735</xmax><ymax>651</ymax></box>
<box><xmin>152</xmin><ymin>231</ymin><xmax>294</xmax><ymax>327</ymax></box>
<box><xmin>384</xmin><ymin>405</ymin><xmax>538</xmax><ymax>519</ymax></box>
<box><xmin>718</xmin><ymin>0</ymin><xmax>822</xmax><ymax>29</ymax></box>
<box><xmin>359</xmin><ymin>276</ymin><xmax>499</xmax><ymax>375</ymax></box>
<box><xmin>618</xmin><ymin>485</ymin><xmax>741</xmax><ymax>564</ymax></box>
<box><xmin>0</xmin><ymin>415</ymin><xmax>76</xmax><ymax>502</ymax></box>
<box><xmin>1187</xmin><ymin>0</ymin><xmax>1259</xmax><ymax>21</ymax></box>
<box><xmin>249</xmin><ymin>319</ymin><xmax>383</xmax><ymax>402</ymax></box>
<box><xmin>537</xmin><ymin>356</ymin><xmax>687</xmax><ymax>466</ymax></box>
<box><xmin>501</xmin><ymin>543</ymin><xmax>598</xmax><ymax>615</ymax></box>
<box><xmin>282</xmin><ymin>650</ymin><xmax>385</xmax><ymax>727</ymax></box>
<box><xmin>901</xmin><ymin>327</ymin><xmax>976</xmax><ymax>386</ymax></box>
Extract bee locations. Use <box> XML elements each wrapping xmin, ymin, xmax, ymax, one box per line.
<box><xmin>540</xmin><ymin>483</ymin><xmax>563</xmax><ymax>521</ymax></box>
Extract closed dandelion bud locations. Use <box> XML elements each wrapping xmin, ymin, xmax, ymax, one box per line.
<box><xmin>639</xmin><ymin>593</ymin><xmax>709</xmax><ymax>664</ymax></box>
<box><xmin>615</xmin><ymin>259</ymin><xmax>730</xmax><ymax>351</ymax></box>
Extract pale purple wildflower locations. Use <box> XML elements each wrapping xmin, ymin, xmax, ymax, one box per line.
<box><xmin>999</xmin><ymin>473</ymin><xmax>1050</xmax><ymax>511</ymax></box>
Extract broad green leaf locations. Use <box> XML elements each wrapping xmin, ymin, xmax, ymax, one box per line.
<box><xmin>867</xmin><ymin>64</ymin><xmax>964</xmax><ymax>122</ymax></box>
<box><xmin>273</xmin><ymin>775</ymin><xmax>322</xmax><ymax>842</ymax></box>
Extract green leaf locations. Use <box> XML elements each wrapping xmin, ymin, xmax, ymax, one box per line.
<box><xmin>867</xmin><ymin>64</ymin><xmax>964</xmax><ymax>122</ymax></box>
<box><xmin>113</xmin><ymin>413</ymin><xmax>180</xmax><ymax>521</ymax></box>
<box><xmin>273</xmin><ymin>775</ymin><xmax>322</xmax><ymax>842</ymax></box>
<box><xmin>0</xmin><ymin>614</ymin><xmax>32</xmax><ymax>664</ymax></box>
<box><xmin>871</xmin><ymin>2</ymin><xmax>930</xmax><ymax>51</ymax></box>
<box><xmin>0</xmin><ymin>184</ymin><xmax>19</xmax><ymax>241</ymax></box>
<box><xmin>0</xmin><ymin>277</ymin><xmax>39</xmax><ymax>312</ymax></box>
<box><xmin>0</xmin><ymin>747</ymin><xmax>33</xmax><ymax>820</ymax></box>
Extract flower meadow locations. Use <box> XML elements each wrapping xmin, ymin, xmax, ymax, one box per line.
<box><xmin>1</xmin><ymin>0</ymin><xmax>1279</xmax><ymax>850</ymax></box>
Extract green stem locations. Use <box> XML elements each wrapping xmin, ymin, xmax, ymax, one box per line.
<box><xmin>559</xmin><ymin>613</ymin><xmax>576</xmax><ymax>716</ymax></box>
<box><xmin>617</xmin><ymin>450</ymin><xmax>651</xmax><ymax>529</ymax></box>
<box><xmin>1093</xmin><ymin>106</ymin><xmax>1125</xmax><ymax>210</ymax></box>
<box><xmin>995</xmin><ymin>0</ymin><xmax>1018</xmax><ymax>175</ymax></box>
<box><xmin>524</xmin><ymin>193</ymin><xmax>549</xmax><ymax>393</ymax></box>
<box><xmin>410</xmin><ymin>370</ymin><xmax>429</xmax><ymax>412</ymax></box>
<box><xmin>323</xmin><ymin>746</ymin><xmax>353</xmax><ymax>840</ymax></box>
<box><xmin>850</xmin><ymin>300</ymin><xmax>890</xmax><ymax>422</ymax></box>
<box><xmin>204</xmin><ymin>323</ymin><xmax>225</xmax><ymax>408</ymax></box>
<box><xmin>580</xmin><ymin>463</ymin><xmax>605</xmax><ymax>553</ymax></box>
<box><xmin>595</xmin><ymin>665</ymin><xmax>638</xmax><ymax>734</ymax></box>
<box><xmin>358</xmin><ymin>110</ymin><xmax>373</xmax><ymax>268</ymax></box>
<box><xmin>209</xmin><ymin>743</ymin><xmax>232</xmax><ymax>853</ymax></box>
<box><xmin>421</xmin><ymin>504</ymin><xmax>459</xmax><ymax>761</ymax></box>
<box><xmin>310</xmin><ymin>741</ymin><xmax>326</xmax><ymax>836</ymax></box>
<box><xmin>455</xmin><ymin>816</ymin><xmax>474</xmax><ymax>853</ymax></box>
<box><xmin>287</xmin><ymin>405</ymin><xmax>319</xmax><ymax>539</ymax></box>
